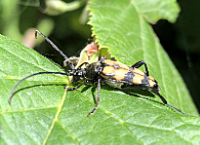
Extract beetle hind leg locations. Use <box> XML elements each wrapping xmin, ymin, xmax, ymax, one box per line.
<box><xmin>152</xmin><ymin>90</ymin><xmax>167</xmax><ymax>105</ymax></box>
<box><xmin>131</xmin><ymin>60</ymin><xmax>149</xmax><ymax>76</ymax></box>
<box><xmin>167</xmin><ymin>103</ymin><xmax>186</xmax><ymax>115</ymax></box>
<box><xmin>153</xmin><ymin>91</ymin><xmax>185</xmax><ymax>115</ymax></box>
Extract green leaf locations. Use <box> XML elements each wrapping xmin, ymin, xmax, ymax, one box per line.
<box><xmin>1</xmin><ymin>0</ymin><xmax>200</xmax><ymax>145</ymax></box>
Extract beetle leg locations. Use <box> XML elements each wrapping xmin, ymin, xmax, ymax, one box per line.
<box><xmin>100</xmin><ymin>56</ymin><xmax>106</xmax><ymax>62</ymax></box>
<box><xmin>64</xmin><ymin>56</ymin><xmax>80</xmax><ymax>67</ymax></box>
<box><xmin>87</xmin><ymin>79</ymin><xmax>101</xmax><ymax>117</ymax></box>
<box><xmin>131</xmin><ymin>60</ymin><xmax>149</xmax><ymax>76</ymax></box>
<box><xmin>152</xmin><ymin>91</ymin><xmax>185</xmax><ymax>114</ymax></box>
<box><xmin>152</xmin><ymin>90</ymin><xmax>167</xmax><ymax>104</ymax></box>
<box><xmin>77</xmin><ymin>62</ymin><xmax>89</xmax><ymax>69</ymax></box>
<box><xmin>65</xmin><ymin>81</ymin><xmax>86</xmax><ymax>91</ymax></box>
<box><xmin>167</xmin><ymin>103</ymin><xmax>185</xmax><ymax>115</ymax></box>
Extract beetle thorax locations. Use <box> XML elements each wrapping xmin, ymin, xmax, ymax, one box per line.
<box><xmin>84</xmin><ymin>61</ymin><xmax>102</xmax><ymax>79</ymax></box>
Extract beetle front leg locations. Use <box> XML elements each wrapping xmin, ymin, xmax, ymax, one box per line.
<box><xmin>87</xmin><ymin>79</ymin><xmax>101</xmax><ymax>117</ymax></box>
<box><xmin>131</xmin><ymin>60</ymin><xmax>149</xmax><ymax>76</ymax></box>
<box><xmin>65</xmin><ymin>81</ymin><xmax>86</xmax><ymax>91</ymax></box>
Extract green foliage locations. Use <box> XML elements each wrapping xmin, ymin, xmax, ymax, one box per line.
<box><xmin>0</xmin><ymin>0</ymin><xmax>200</xmax><ymax>145</ymax></box>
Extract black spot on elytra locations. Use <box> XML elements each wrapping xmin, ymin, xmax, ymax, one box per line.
<box><xmin>124</xmin><ymin>72</ymin><xmax>135</xmax><ymax>82</ymax></box>
<box><xmin>113</xmin><ymin>65</ymin><xmax>121</xmax><ymax>69</ymax></box>
<box><xmin>141</xmin><ymin>75</ymin><xmax>150</xmax><ymax>86</ymax></box>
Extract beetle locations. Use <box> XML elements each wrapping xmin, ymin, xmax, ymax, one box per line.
<box><xmin>9</xmin><ymin>30</ymin><xmax>185</xmax><ymax>116</ymax></box>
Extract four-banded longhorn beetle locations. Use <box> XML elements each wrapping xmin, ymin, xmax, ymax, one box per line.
<box><xmin>9</xmin><ymin>30</ymin><xmax>185</xmax><ymax>116</ymax></box>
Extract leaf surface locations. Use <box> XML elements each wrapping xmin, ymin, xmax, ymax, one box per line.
<box><xmin>1</xmin><ymin>0</ymin><xmax>200</xmax><ymax>144</ymax></box>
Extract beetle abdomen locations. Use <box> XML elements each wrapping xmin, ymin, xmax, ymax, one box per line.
<box><xmin>100</xmin><ymin>60</ymin><xmax>157</xmax><ymax>89</ymax></box>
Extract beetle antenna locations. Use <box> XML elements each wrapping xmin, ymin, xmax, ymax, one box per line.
<box><xmin>9</xmin><ymin>72</ymin><xmax>73</xmax><ymax>104</ymax></box>
<box><xmin>35</xmin><ymin>30</ymin><xmax>75</xmax><ymax>70</ymax></box>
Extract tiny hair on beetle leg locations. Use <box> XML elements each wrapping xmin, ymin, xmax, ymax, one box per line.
<box><xmin>9</xmin><ymin>30</ymin><xmax>185</xmax><ymax>116</ymax></box>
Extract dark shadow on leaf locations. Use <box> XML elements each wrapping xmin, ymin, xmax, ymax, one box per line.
<box><xmin>123</xmin><ymin>88</ymin><xmax>164</xmax><ymax>106</ymax></box>
<box><xmin>80</xmin><ymin>85</ymin><xmax>96</xmax><ymax>104</ymax></box>
<box><xmin>80</xmin><ymin>85</ymin><xmax>91</xmax><ymax>93</ymax></box>
<box><xmin>100</xmin><ymin>84</ymin><xmax>164</xmax><ymax>106</ymax></box>
<box><xmin>11</xmin><ymin>82</ymin><xmax>164</xmax><ymax>109</ymax></box>
<box><xmin>10</xmin><ymin>82</ymin><xmax>178</xmax><ymax>113</ymax></box>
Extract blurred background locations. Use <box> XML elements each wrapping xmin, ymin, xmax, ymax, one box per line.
<box><xmin>0</xmin><ymin>0</ymin><xmax>199</xmax><ymax>113</ymax></box>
